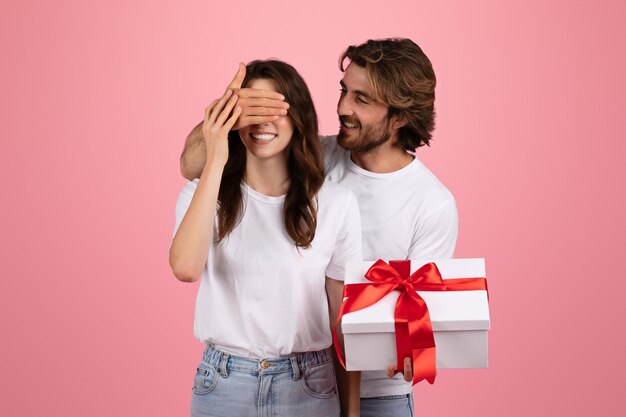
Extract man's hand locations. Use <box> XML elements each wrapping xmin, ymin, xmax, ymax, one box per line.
<box><xmin>386</xmin><ymin>357</ymin><xmax>413</xmax><ymax>382</ymax></box>
<box><xmin>226</xmin><ymin>62</ymin><xmax>290</xmax><ymax>130</ymax></box>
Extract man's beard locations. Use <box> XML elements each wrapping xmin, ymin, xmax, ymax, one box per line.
<box><xmin>337</xmin><ymin>116</ymin><xmax>393</xmax><ymax>153</ymax></box>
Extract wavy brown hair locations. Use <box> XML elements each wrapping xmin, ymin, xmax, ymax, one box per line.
<box><xmin>216</xmin><ymin>60</ymin><xmax>325</xmax><ymax>248</ymax></box>
<box><xmin>340</xmin><ymin>38</ymin><xmax>437</xmax><ymax>150</ymax></box>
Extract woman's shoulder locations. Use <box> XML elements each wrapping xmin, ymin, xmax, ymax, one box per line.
<box><xmin>316</xmin><ymin>180</ymin><xmax>362</xmax><ymax>254</ymax></box>
<box><xmin>176</xmin><ymin>179</ymin><xmax>200</xmax><ymax>205</ymax></box>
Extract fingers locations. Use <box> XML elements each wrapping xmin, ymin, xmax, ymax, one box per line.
<box><xmin>384</xmin><ymin>359</ymin><xmax>412</xmax><ymax>382</ymax></box>
<box><xmin>242</xmin><ymin>105</ymin><xmax>288</xmax><ymax>117</ymax></box>
<box><xmin>215</xmin><ymin>92</ymin><xmax>239</xmax><ymax>127</ymax></box>
<box><xmin>239</xmin><ymin>94</ymin><xmax>289</xmax><ymax>111</ymax></box>
<box><xmin>236</xmin><ymin>103</ymin><xmax>287</xmax><ymax>128</ymax></box>
<box><xmin>239</xmin><ymin>115</ymin><xmax>281</xmax><ymax>126</ymax></box>
<box><xmin>204</xmin><ymin>86</ymin><xmax>242</xmax><ymax>137</ymax></box>
<box><xmin>238</xmin><ymin>88</ymin><xmax>286</xmax><ymax>103</ymax></box>
<box><xmin>403</xmin><ymin>357</ymin><xmax>413</xmax><ymax>382</ymax></box>
<box><xmin>204</xmin><ymin>99</ymin><xmax>219</xmax><ymax>125</ymax></box>
<box><xmin>227</xmin><ymin>62</ymin><xmax>246</xmax><ymax>90</ymax></box>
<box><xmin>207</xmin><ymin>89</ymin><xmax>233</xmax><ymax>126</ymax></box>
<box><xmin>224</xmin><ymin>105</ymin><xmax>242</xmax><ymax>131</ymax></box>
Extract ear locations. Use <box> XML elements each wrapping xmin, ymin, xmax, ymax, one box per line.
<box><xmin>390</xmin><ymin>113</ymin><xmax>408</xmax><ymax>131</ymax></box>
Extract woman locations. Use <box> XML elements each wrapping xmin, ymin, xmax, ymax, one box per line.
<box><xmin>169</xmin><ymin>60</ymin><xmax>361</xmax><ymax>417</ymax></box>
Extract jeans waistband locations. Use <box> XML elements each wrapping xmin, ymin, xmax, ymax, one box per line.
<box><xmin>200</xmin><ymin>344</ymin><xmax>333</xmax><ymax>380</ymax></box>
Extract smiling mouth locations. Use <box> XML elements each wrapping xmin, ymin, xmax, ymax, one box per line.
<box><xmin>341</xmin><ymin>119</ymin><xmax>359</xmax><ymax>129</ymax></box>
<box><xmin>250</xmin><ymin>133</ymin><xmax>277</xmax><ymax>142</ymax></box>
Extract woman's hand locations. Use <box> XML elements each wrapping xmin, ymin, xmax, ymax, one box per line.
<box><xmin>202</xmin><ymin>89</ymin><xmax>242</xmax><ymax>167</ymax></box>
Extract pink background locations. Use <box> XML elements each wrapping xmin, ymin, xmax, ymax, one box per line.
<box><xmin>2</xmin><ymin>1</ymin><xmax>625</xmax><ymax>415</ymax></box>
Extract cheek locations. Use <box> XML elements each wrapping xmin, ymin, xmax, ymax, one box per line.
<box><xmin>277</xmin><ymin>119</ymin><xmax>294</xmax><ymax>136</ymax></box>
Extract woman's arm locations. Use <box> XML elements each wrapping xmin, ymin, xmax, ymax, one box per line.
<box><xmin>169</xmin><ymin>90</ymin><xmax>241</xmax><ymax>282</ymax></box>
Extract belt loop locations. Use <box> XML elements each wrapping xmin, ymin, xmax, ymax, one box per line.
<box><xmin>219</xmin><ymin>352</ymin><xmax>230</xmax><ymax>378</ymax></box>
<box><xmin>289</xmin><ymin>354</ymin><xmax>301</xmax><ymax>381</ymax></box>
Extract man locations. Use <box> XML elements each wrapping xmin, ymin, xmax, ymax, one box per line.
<box><xmin>180</xmin><ymin>38</ymin><xmax>458</xmax><ymax>417</ymax></box>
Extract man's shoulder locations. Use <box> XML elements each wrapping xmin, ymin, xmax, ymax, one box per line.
<box><xmin>407</xmin><ymin>158</ymin><xmax>456</xmax><ymax>207</ymax></box>
<box><xmin>320</xmin><ymin>135</ymin><xmax>343</xmax><ymax>156</ymax></box>
<box><xmin>320</xmin><ymin>135</ymin><xmax>349</xmax><ymax>171</ymax></box>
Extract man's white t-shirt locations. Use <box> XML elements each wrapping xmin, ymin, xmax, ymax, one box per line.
<box><xmin>321</xmin><ymin>136</ymin><xmax>458</xmax><ymax>397</ymax></box>
<box><xmin>174</xmin><ymin>179</ymin><xmax>362</xmax><ymax>358</ymax></box>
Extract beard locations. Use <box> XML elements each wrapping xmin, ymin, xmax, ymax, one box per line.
<box><xmin>337</xmin><ymin>115</ymin><xmax>393</xmax><ymax>153</ymax></box>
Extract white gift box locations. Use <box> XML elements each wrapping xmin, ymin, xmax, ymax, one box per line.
<box><xmin>341</xmin><ymin>259</ymin><xmax>490</xmax><ymax>371</ymax></box>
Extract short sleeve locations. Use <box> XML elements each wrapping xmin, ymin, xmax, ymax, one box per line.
<box><xmin>172</xmin><ymin>179</ymin><xmax>199</xmax><ymax>238</ymax></box>
<box><xmin>319</xmin><ymin>135</ymin><xmax>344</xmax><ymax>173</ymax></box>
<box><xmin>407</xmin><ymin>197</ymin><xmax>458</xmax><ymax>259</ymax></box>
<box><xmin>325</xmin><ymin>190</ymin><xmax>363</xmax><ymax>280</ymax></box>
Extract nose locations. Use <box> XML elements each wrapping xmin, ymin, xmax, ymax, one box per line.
<box><xmin>252</xmin><ymin>121</ymin><xmax>273</xmax><ymax>129</ymax></box>
<box><xmin>337</xmin><ymin>95</ymin><xmax>352</xmax><ymax>117</ymax></box>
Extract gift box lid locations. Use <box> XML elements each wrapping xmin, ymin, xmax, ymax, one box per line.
<box><xmin>341</xmin><ymin>259</ymin><xmax>490</xmax><ymax>333</ymax></box>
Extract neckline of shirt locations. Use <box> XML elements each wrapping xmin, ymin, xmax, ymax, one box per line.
<box><xmin>242</xmin><ymin>182</ymin><xmax>286</xmax><ymax>204</ymax></box>
<box><xmin>346</xmin><ymin>152</ymin><xmax>422</xmax><ymax>179</ymax></box>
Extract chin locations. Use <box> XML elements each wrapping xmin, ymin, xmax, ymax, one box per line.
<box><xmin>249</xmin><ymin>147</ymin><xmax>288</xmax><ymax>161</ymax></box>
<box><xmin>336</xmin><ymin>133</ymin><xmax>357</xmax><ymax>151</ymax></box>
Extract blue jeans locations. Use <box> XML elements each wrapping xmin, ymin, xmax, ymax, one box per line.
<box><xmin>191</xmin><ymin>345</ymin><xmax>340</xmax><ymax>417</ymax></box>
<box><xmin>360</xmin><ymin>394</ymin><xmax>414</xmax><ymax>417</ymax></box>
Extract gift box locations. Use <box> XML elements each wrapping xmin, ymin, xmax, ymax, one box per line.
<box><xmin>339</xmin><ymin>258</ymin><xmax>490</xmax><ymax>377</ymax></box>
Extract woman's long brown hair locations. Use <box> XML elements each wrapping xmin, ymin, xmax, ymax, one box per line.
<box><xmin>216</xmin><ymin>60</ymin><xmax>325</xmax><ymax>248</ymax></box>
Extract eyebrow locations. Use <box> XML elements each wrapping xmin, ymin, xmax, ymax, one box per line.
<box><xmin>340</xmin><ymin>80</ymin><xmax>375</xmax><ymax>101</ymax></box>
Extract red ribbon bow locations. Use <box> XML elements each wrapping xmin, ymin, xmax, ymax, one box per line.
<box><xmin>333</xmin><ymin>260</ymin><xmax>488</xmax><ymax>385</ymax></box>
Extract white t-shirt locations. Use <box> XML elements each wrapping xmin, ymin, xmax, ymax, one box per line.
<box><xmin>321</xmin><ymin>135</ymin><xmax>458</xmax><ymax>397</ymax></box>
<box><xmin>174</xmin><ymin>179</ymin><xmax>362</xmax><ymax>358</ymax></box>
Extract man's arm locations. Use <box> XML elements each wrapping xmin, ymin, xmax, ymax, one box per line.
<box><xmin>388</xmin><ymin>196</ymin><xmax>459</xmax><ymax>381</ymax></box>
<box><xmin>326</xmin><ymin>277</ymin><xmax>360</xmax><ymax>417</ymax></box>
<box><xmin>180</xmin><ymin>121</ymin><xmax>206</xmax><ymax>180</ymax></box>
<box><xmin>407</xmin><ymin>198</ymin><xmax>458</xmax><ymax>260</ymax></box>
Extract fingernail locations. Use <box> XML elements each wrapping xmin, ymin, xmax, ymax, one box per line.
<box><xmin>283</xmin><ymin>103</ymin><xmax>290</xmax><ymax>109</ymax></box>
<box><xmin>280</xmin><ymin>109</ymin><xmax>288</xmax><ymax>115</ymax></box>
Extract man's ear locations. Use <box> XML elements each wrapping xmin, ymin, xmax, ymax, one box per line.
<box><xmin>391</xmin><ymin>113</ymin><xmax>408</xmax><ymax>131</ymax></box>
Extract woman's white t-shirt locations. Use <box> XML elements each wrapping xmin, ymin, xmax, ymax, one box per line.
<box><xmin>174</xmin><ymin>179</ymin><xmax>362</xmax><ymax>358</ymax></box>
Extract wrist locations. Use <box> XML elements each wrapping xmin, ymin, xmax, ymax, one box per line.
<box><xmin>201</xmin><ymin>156</ymin><xmax>226</xmax><ymax>177</ymax></box>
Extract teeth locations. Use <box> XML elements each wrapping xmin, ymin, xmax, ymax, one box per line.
<box><xmin>251</xmin><ymin>133</ymin><xmax>277</xmax><ymax>141</ymax></box>
<box><xmin>343</xmin><ymin>121</ymin><xmax>358</xmax><ymax>128</ymax></box>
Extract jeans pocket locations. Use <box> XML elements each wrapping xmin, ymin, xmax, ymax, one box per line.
<box><xmin>300</xmin><ymin>362</ymin><xmax>337</xmax><ymax>399</ymax></box>
<box><xmin>192</xmin><ymin>365</ymin><xmax>218</xmax><ymax>395</ymax></box>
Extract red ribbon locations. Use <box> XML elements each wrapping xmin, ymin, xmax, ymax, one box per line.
<box><xmin>333</xmin><ymin>260</ymin><xmax>488</xmax><ymax>385</ymax></box>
